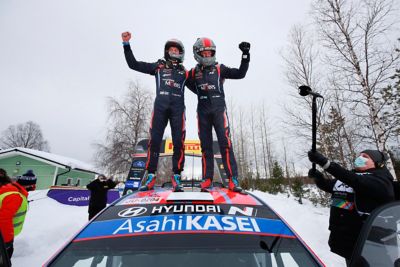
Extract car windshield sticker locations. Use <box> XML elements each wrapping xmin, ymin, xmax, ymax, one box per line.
<box><xmin>74</xmin><ymin>214</ymin><xmax>295</xmax><ymax>242</ymax></box>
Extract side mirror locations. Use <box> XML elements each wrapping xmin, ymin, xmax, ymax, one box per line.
<box><xmin>351</xmin><ymin>201</ymin><xmax>400</xmax><ymax>266</ymax></box>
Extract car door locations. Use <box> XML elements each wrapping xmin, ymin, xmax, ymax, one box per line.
<box><xmin>350</xmin><ymin>201</ymin><xmax>400</xmax><ymax>267</ymax></box>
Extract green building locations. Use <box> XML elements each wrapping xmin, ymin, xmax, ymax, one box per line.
<box><xmin>0</xmin><ymin>147</ymin><xmax>98</xmax><ymax>189</ymax></box>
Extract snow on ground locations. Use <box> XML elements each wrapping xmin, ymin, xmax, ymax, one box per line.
<box><xmin>12</xmin><ymin>190</ymin><xmax>346</xmax><ymax>267</ymax></box>
<box><xmin>252</xmin><ymin>191</ymin><xmax>345</xmax><ymax>266</ymax></box>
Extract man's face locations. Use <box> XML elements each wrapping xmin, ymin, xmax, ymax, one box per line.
<box><xmin>168</xmin><ymin>46</ymin><xmax>180</xmax><ymax>56</ymax></box>
<box><xmin>201</xmin><ymin>50</ymin><xmax>213</xmax><ymax>58</ymax></box>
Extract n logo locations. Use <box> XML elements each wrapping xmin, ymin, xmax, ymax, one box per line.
<box><xmin>228</xmin><ymin>206</ymin><xmax>254</xmax><ymax>216</ymax></box>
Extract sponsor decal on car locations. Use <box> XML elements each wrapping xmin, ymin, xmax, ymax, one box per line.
<box><xmin>74</xmin><ymin>214</ymin><xmax>295</xmax><ymax>241</ymax></box>
<box><xmin>114</xmin><ymin>205</ymin><xmax>256</xmax><ymax>218</ymax></box>
<box><xmin>132</xmin><ymin>161</ymin><xmax>145</xmax><ymax>168</ymax></box>
<box><xmin>121</xmin><ymin>197</ymin><xmax>162</xmax><ymax>205</ymax></box>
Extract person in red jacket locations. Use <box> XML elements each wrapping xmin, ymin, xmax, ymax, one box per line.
<box><xmin>0</xmin><ymin>168</ymin><xmax>28</xmax><ymax>261</ymax></box>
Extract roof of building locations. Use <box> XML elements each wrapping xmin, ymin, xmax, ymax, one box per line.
<box><xmin>0</xmin><ymin>147</ymin><xmax>97</xmax><ymax>174</ymax></box>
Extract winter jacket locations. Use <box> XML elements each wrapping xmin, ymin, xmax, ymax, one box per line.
<box><xmin>87</xmin><ymin>179</ymin><xmax>117</xmax><ymax>210</ymax></box>
<box><xmin>316</xmin><ymin>163</ymin><xmax>395</xmax><ymax>259</ymax></box>
<box><xmin>326</xmin><ymin>163</ymin><xmax>395</xmax><ymax>214</ymax></box>
<box><xmin>0</xmin><ymin>183</ymin><xmax>28</xmax><ymax>243</ymax></box>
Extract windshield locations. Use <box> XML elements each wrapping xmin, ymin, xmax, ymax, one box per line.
<box><xmin>354</xmin><ymin>204</ymin><xmax>400</xmax><ymax>266</ymax></box>
<box><xmin>48</xmin><ymin>234</ymin><xmax>322</xmax><ymax>267</ymax></box>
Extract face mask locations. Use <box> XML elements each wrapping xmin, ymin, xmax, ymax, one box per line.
<box><xmin>354</xmin><ymin>156</ymin><xmax>368</xmax><ymax>168</ymax></box>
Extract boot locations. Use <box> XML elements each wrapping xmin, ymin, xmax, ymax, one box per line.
<box><xmin>171</xmin><ymin>174</ymin><xmax>184</xmax><ymax>192</ymax></box>
<box><xmin>228</xmin><ymin>176</ymin><xmax>243</xmax><ymax>192</ymax></box>
<box><xmin>139</xmin><ymin>173</ymin><xmax>156</xmax><ymax>191</ymax></box>
<box><xmin>200</xmin><ymin>178</ymin><xmax>213</xmax><ymax>192</ymax></box>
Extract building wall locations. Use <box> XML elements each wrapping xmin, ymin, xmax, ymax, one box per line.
<box><xmin>0</xmin><ymin>155</ymin><xmax>95</xmax><ymax>189</ymax></box>
<box><xmin>55</xmin><ymin>169</ymin><xmax>95</xmax><ymax>187</ymax></box>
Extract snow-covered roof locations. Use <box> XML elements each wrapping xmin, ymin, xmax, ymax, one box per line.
<box><xmin>0</xmin><ymin>147</ymin><xmax>97</xmax><ymax>174</ymax></box>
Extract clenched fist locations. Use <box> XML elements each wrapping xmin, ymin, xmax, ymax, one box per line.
<box><xmin>239</xmin><ymin>42</ymin><xmax>251</xmax><ymax>53</ymax></box>
<box><xmin>121</xmin><ymin>32</ymin><xmax>132</xmax><ymax>42</ymax></box>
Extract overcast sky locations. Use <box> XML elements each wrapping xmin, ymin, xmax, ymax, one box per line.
<box><xmin>0</xmin><ymin>0</ymin><xmax>314</xmax><ymax>165</ymax></box>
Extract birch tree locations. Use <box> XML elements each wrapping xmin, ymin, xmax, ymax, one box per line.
<box><xmin>94</xmin><ymin>80</ymin><xmax>153</xmax><ymax>174</ymax></box>
<box><xmin>313</xmin><ymin>0</ymin><xmax>400</xmax><ymax>177</ymax></box>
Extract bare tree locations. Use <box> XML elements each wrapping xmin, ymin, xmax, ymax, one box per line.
<box><xmin>282</xmin><ymin>23</ymin><xmax>362</xmax><ymax>169</ymax></box>
<box><xmin>281</xmin><ymin>25</ymin><xmax>326</xmax><ymax>152</ymax></box>
<box><xmin>250</xmin><ymin>106</ymin><xmax>260</xmax><ymax>178</ymax></box>
<box><xmin>0</xmin><ymin>121</ymin><xmax>50</xmax><ymax>151</ymax></box>
<box><xmin>313</xmin><ymin>0</ymin><xmax>400</xmax><ymax>177</ymax></box>
<box><xmin>94</xmin><ymin>80</ymin><xmax>153</xmax><ymax>174</ymax></box>
<box><xmin>259</xmin><ymin>103</ymin><xmax>274</xmax><ymax>178</ymax></box>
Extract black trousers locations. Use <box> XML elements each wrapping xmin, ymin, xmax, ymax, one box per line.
<box><xmin>5</xmin><ymin>241</ymin><xmax>13</xmax><ymax>260</ymax></box>
<box><xmin>88</xmin><ymin>205</ymin><xmax>105</xmax><ymax>220</ymax></box>
<box><xmin>197</xmin><ymin>105</ymin><xmax>237</xmax><ymax>179</ymax></box>
<box><xmin>145</xmin><ymin>101</ymin><xmax>186</xmax><ymax>174</ymax></box>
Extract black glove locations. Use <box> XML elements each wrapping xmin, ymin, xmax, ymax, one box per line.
<box><xmin>308</xmin><ymin>150</ymin><xmax>328</xmax><ymax>166</ymax></box>
<box><xmin>308</xmin><ymin>168</ymin><xmax>324</xmax><ymax>180</ymax></box>
<box><xmin>239</xmin><ymin>42</ymin><xmax>250</xmax><ymax>54</ymax></box>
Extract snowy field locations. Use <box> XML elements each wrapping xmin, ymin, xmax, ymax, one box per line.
<box><xmin>12</xmin><ymin>190</ymin><xmax>345</xmax><ymax>267</ymax></box>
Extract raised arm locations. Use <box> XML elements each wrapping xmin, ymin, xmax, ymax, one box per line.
<box><xmin>122</xmin><ymin>31</ymin><xmax>158</xmax><ymax>75</ymax></box>
<box><xmin>220</xmin><ymin>42</ymin><xmax>250</xmax><ymax>79</ymax></box>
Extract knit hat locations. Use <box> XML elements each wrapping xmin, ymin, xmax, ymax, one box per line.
<box><xmin>17</xmin><ymin>170</ymin><xmax>37</xmax><ymax>191</ymax></box>
<box><xmin>22</xmin><ymin>170</ymin><xmax>36</xmax><ymax>177</ymax></box>
<box><xmin>361</xmin><ymin>150</ymin><xmax>388</xmax><ymax>168</ymax></box>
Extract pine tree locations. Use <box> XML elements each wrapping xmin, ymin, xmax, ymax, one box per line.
<box><xmin>269</xmin><ymin>161</ymin><xmax>285</xmax><ymax>194</ymax></box>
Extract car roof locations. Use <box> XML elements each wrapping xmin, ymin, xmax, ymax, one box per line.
<box><xmin>44</xmin><ymin>188</ymin><xmax>325</xmax><ymax>266</ymax></box>
<box><xmin>72</xmin><ymin>188</ymin><xmax>296</xmax><ymax>242</ymax></box>
<box><xmin>115</xmin><ymin>187</ymin><xmax>264</xmax><ymax>206</ymax></box>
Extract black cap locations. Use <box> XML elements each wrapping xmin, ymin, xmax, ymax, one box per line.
<box><xmin>361</xmin><ymin>150</ymin><xmax>388</xmax><ymax>168</ymax></box>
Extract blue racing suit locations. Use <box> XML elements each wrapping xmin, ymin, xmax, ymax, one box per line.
<box><xmin>188</xmin><ymin>59</ymin><xmax>249</xmax><ymax>179</ymax></box>
<box><xmin>124</xmin><ymin>44</ymin><xmax>189</xmax><ymax>174</ymax></box>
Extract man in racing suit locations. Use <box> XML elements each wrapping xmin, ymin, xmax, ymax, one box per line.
<box><xmin>188</xmin><ymin>37</ymin><xmax>250</xmax><ymax>192</ymax></box>
<box><xmin>122</xmin><ymin>31</ymin><xmax>189</xmax><ymax>192</ymax></box>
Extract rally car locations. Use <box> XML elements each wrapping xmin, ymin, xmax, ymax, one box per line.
<box><xmin>42</xmin><ymin>185</ymin><xmax>325</xmax><ymax>267</ymax></box>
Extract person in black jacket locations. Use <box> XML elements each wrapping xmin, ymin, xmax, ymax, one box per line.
<box><xmin>308</xmin><ymin>149</ymin><xmax>395</xmax><ymax>265</ymax></box>
<box><xmin>121</xmin><ymin>31</ymin><xmax>190</xmax><ymax>192</ymax></box>
<box><xmin>188</xmin><ymin>38</ymin><xmax>250</xmax><ymax>192</ymax></box>
<box><xmin>87</xmin><ymin>174</ymin><xmax>117</xmax><ymax>220</ymax></box>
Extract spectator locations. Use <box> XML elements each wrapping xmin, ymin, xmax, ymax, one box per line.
<box><xmin>0</xmin><ymin>168</ymin><xmax>28</xmax><ymax>262</ymax></box>
<box><xmin>308</xmin><ymin>150</ymin><xmax>395</xmax><ymax>265</ymax></box>
<box><xmin>87</xmin><ymin>174</ymin><xmax>117</xmax><ymax>220</ymax></box>
<box><xmin>17</xmin><ymin>169</ymin><xmax>37</xmax><ymax>191</ymax></box>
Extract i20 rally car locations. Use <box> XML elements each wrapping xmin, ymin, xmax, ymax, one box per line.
<box><xmin>43</xmin><ymin>185</ymin><xmax>325</xmax><ymax>267</ymax></box>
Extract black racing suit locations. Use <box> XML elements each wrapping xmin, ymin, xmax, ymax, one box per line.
<box><xmin>124</xmin><ymin>44</ymin><xmax>189</xmax><ymax>175</ymax></box>
<box><xmin>188</xmin><ymin>60</ymin><xmax>249</xmax><ymax>179</ymax></box>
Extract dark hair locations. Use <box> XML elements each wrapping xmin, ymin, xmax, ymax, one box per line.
<box><xmin>0</xmin><ymin>168</ymin><xmax>12</xmax><ymax>185</ymax></box>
